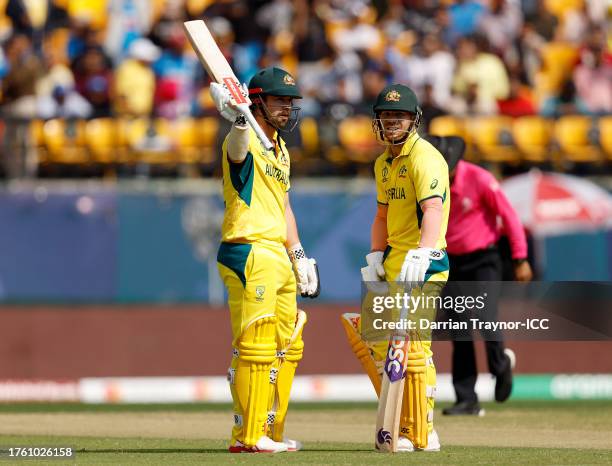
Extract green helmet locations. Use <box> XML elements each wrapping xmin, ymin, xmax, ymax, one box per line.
<box><xmin>373</xmin><ymin>84</ymin><xmax>419</xmax><ymax>114</ymax></box>
<box><xmin>248</xmin><ymin>67</ymin><xmax>302</xmax><ymax>99</ymax></box>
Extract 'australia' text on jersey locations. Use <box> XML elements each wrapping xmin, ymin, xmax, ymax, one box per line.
<box><xmin>386</xmin><ymin>186</ymin><xmax>406</xmax><ymax>200</ymax></box>
<box><xmin>265</xmin><ymin>163</ymin><xmax>289</xmax><ymax>186</ymax></box>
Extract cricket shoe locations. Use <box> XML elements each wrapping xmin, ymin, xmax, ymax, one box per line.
<box><xmin>442</xmin><ymin>400</ymin><xmax>486</xmax><ymax>416</ymax></box>
<box><xmin>283</xmin><ymin>437</ymin><xmax>303</xmax><ymax>452</ymax></box>
<box><xmin>417</xmin><ymin>430</ymin><xmax>441</xmax><ymax>452</ymax></box>
<box><xmin>495</xmin><ymin>348</ymin><xmax>515</xmax><ymax>402</ymax></box>
<box><xmin>396</xmin><ymin>436</ymin><xmax>414</xmax><ymax>452</ymax></box>
<box><xmin>228</xmin><ymin>436</ymin><xmax>288</xmax><ymax>453</ymax></box>
<box><xmin>397</xmin><ymin>430</ymin><xmax>441</xmax><ymax>452</ymax></box>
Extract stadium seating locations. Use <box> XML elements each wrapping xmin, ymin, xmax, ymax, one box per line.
<box><xmin>29</xmin><ymin>120</ymin><xmax>48</xmax><ymax>165</ymax></box>
<box><xmin>22</xmin><ymin>114</ymin><xmax>612</xmax><ymax>176</ymax></box>
<box><xmin>299</xmin><ymin>117</ymin><xmax>320</xmax><ymax>158</ymax></box>
<box><xmin>535</xmin><ymin>42</ymin><xmax>579</xmax><ymax>97</ymax></box>
<box><xmin>469</xmin><ymin>116</ymin><xmax>518</xmax><ymax>164</ymax></box>
<box><xmin>195</xmin><ymin>117</ymin><xmax>219</xmax><ymax>166</ymax></box>
<box><xmin>554</xmin><ymin>115</ymin><xmax>602</xmax><ymax>164</ymax></box>
<box><xmin>86</xmin><ymin>118</ymin><xmax>121</xmax><ymax>166</ymax></box>
<box><xmin>598</xmin><ymin>116</ymin><xmax>612</xmax><ymax>161</ymax></box>
<box><xmin>123</xmin><ymin>118</ymin><xmax>177</xmax><ymax>166</ymax></box>
<box><xmin>429</xmin><ymin>116</ymin><xmax>476</xmax><ymax>161</ymax></box>
<box><xmin>337</xmin><ymin>115</ymin><xmax>379</xmax><ymax>163</ymax></box>
<box><xmin>42</xmin><ymin>119</ymin><xmax>89</xmax><ymax>165</ymax></box>
<box><xmin>512</xmin><ymin>116</ymin><xmax>554</xmax><ymax>164</ymax></box>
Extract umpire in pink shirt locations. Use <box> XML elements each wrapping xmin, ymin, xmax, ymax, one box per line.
<box><xmin>426</xmin><ymin>136</ymin><xmax>533</xmax><ymax>416</ymax></box>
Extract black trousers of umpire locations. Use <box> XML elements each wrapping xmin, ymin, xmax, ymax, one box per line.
<box><xmin>446</xmin><ymin>246</ymin><xmax>511</xmax><ymax>403</ymax></box>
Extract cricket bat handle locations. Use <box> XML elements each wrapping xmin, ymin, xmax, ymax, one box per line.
<box><xmin>237</xmin><ymin>104</ymin><xmax>274</xmax><ymax>151</ymax></box>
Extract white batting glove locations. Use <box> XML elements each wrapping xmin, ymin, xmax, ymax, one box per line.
<box><xmin>362</xmin><ymin>251</ymin><xmax>385</xmax><ymax>281</ymax></box>
<box><xmin>210</xmin><ymin>82</ymin><xmax>248</xmax><ymax>123</ymax></box>
<box><xmin>288</xmin><ymin>243</ymin><xmax>320</xmax><ymax>298</ymax></box>
<box><xmin>398</xmin><ymin>248</ymin><xmax>445</xmax><ymax>285</ymax></box>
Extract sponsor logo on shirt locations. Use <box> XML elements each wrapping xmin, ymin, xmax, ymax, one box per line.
<box><xmin>430</xmin><ymin>179</ymin><xmax>438</xmax><ymax>189</ymax></box>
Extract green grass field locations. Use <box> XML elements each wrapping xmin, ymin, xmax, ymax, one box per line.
<box><xmin>0</xmin><ymin>401</ymin><xmax>610</xmax><ymax>464</ymax></box>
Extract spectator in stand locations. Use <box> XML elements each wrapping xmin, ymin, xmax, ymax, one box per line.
<box><xmin>5</xmin><ymin>0</ymin><xmax>69</xmax><ymax>50</ymax></box>
<box><xmin>540</xmin><ymin>78</ymin><xmax>588</xmax><ymax>117</ymax></box>
<box><xmin>72</xmin><ymin>46</ymin><xmax>113</xmax><ymax>118</ymax></box>
<box><xmin>354</xmin><ymin>60</ymin><xmax>389</xmax><ymax>115</ymax></box>
<box><xmin>477</xmin><ymin>0</ymin><xmax>523</xmax><ymax>56</ymax></box>
<box><xmin>396</xmin><ymin>0</ymin><xmax>440</xmax><ymax>37</ymax></box>
<box><xmin>36</xmin><ymin>39</ymin><xmax>92</xmax><ymax>119</ymax></box>
<box><xmin>526</xmin><ymin>1</ymin><xmax>558</xmax><ymax>41</ymax></box>
<box><xmin>573</xmin><ymin>40</ymin><xmax>612</xmax><ymax>115</ymax></box>
<box><xmin>294</xmin><ymin>0</ymin><xmax>331</xmax><ymax>63</ymax></box>
<box><xmin>409</xmin><ymin>33</ymin><xmax>456</xmax><ymax>112</ymax></box>
<box><xmin>420</xmin><ymin>83</ymin><xmax>446</xmax><ymax>132</ymax></box>
<box><xmin>451</xmin><ymin>35</ymin><xmax>510</xmax><ymax>115</ymax></box>
<box><xmin>561</xmin><ymin>3</ymin><xmax>589</xmax><ymax>45</ymax></box>
<box><xmin>37</xmin><ymin>84</ymin><xmax>92</xmax><ymax>119</ymax></box>
<box><xmin>203</xmin><ymin>0</ymin><xmax>268</xmax><ymax>82</ymax></box>
<box><xmin>295</xmin><ymin>48</ymin><xmax>336</xmax><ymax>117</ymax></box>
<box><xmin>517</xmin><ymin>21</ymin><xmax>549</xmax><ymax>87</ymax></box>
<box><xmin>330</xmin><ymin>8</ymin><xmax>382</xmax><ymax>54</ymax></box>
<box><xmin>0</xmin><ymin>34</ymin><xmax>44</xmax><ymax>177</ymax></box>
<box><xmin>151</xmin><ymin>22</ymin><xmax>198</xmax><ymax>119</ymax></box>
<box><xmin>1</xmin><ymin>34</ymin><xmax>44</xmax><ymax>115</ymax></box>
<box><xmin>447</xmin><ymin>0</ymin><xmax>486</xmax><ymax>43</ymax></box>
<box><xmin>104</xmin><ymin>0</ymin><xmax>154</xmax><ymax>63</ymax></box>
<box><xmin>256</xmin><ymin>0</ymin><xmax>294</xmax><ymax>36</ymax></box>
<box><xmin>36</xmin><ymin>38</ymin><xmax>74</xmax><ymax>101</ymax></box>
<box><xmin>114</xmin><ymin>38</ymin><xmax>160</xmax><ymax>117</ymax></box>
<box><xmin>67</xmin><ymin>20</ymin><xmax>103</xmax><ymax>63</ymax></box>
<box><xmin>497</xmin><ymin>74</ymin><xmax>536</xmax><ymax>117</ymax></box>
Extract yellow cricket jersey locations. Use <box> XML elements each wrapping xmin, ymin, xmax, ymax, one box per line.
<box><xmin>221</xmin><ymin>127</ymin><xmax>290</xmax><ymax>244</ymax></box>
<box><xmin>374</xmin><ymin>132</ymin><xmax>450</xmax><ymax>251</ymax></box>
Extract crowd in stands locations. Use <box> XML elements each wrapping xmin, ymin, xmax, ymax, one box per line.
<box><xmin>0</xmin><ymin>0</ymin><xmax>610</xmax><ymax>177</ymax></box>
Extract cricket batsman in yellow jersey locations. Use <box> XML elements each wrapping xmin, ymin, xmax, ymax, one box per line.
<box><xmin>341</xmin><ymin>84</ymin><xmax>450</xmax><ymax>451</ymax></box>
<box><xmin>210</xmin><ymin>67</ymin><xmax>320</xmax><ymax>453</ymax></box>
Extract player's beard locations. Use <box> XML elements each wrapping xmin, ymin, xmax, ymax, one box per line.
<box><xmin>373</xmin><ymin>119</ymin><xmax>413</xmax><ymax>146</ymax></box>
<box><xmin>255</xmin><ymin>98</ymin><xmax>300</xmax><ymax>133</ymax></box>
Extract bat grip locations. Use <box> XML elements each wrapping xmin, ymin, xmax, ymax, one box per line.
<box><xmin>238</xmin><ymin>104</ymin><xmax>274</xmax><ymax>151</ymax></box>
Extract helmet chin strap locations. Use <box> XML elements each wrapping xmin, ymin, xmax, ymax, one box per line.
<box><xmin>373</xmin><ymin>108</ymin><xmax>422</xmax><ymax>146</ymax></box>
<box><xmin>253</xmin><ymin>96</ymin><xmax>299</xmax><ymax>133</ymax></box>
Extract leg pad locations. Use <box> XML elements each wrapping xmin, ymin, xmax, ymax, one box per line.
<box><xmin>230</xmin><ymin>315</ymin><xmax>277</xmax><ymax>447</ymax></box>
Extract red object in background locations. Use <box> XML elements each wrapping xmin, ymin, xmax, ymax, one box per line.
<box><xmin>156</xmin><ymin>78</ymin><xmax>180</xmax><ymax>102</ymax></box>
<box><xmin>497</xmin><ymin>93</ymin><xmax>537</xmax><ymax>117</ymax></box>
<box><xmin>502</xmin><ymin>169</ymin><xmax>612</xmax><ymax>235</ymax></box>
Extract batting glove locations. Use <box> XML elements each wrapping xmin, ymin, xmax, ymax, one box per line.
<box><xmin>398</xmin><ymin>248</ymin><xmax>445</xmax><ymax>285</ymax></box>
<box><xmin>210</xmin><ymin>82</ymin><xmax>248</xmax><ymax>123</ymax></box>
<box><xmin>288</xmin><ymin>243</ymin><xmax>320</xmax><ymax>298</ymax></box>
<box><xmin>362</xmin><ymin>251</ymin><xmax>386</xmax><ymax>282</ymax></box>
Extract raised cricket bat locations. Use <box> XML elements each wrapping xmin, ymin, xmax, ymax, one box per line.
<box><xmin>375</xmin><ymin>296</ymin><xmax>411</xmax><ymax>453</ymax></box>
<box><xmin>183</xmin><ymin>20</ymin><xmax>273</xmax><ymax>150</ymax></box>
